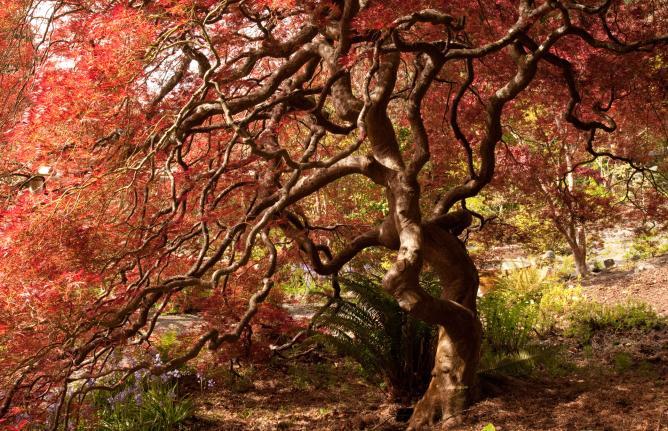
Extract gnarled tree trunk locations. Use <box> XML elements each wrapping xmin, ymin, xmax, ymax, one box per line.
<box><xmin>406</xmin><ymin>225</ymin><xmax>482</xmax><ymax>429</ymax></box>
<box><xmin>378</xmin><ymin>175</ymin><xmax>482</xmax><ymax>428</ymax></box>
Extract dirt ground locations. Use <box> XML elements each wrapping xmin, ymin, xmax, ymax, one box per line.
<box><xmin>582</xmin><ymin>254</ymin><xmax>668</xmax><ymax>317</ymax></box>
<box><xmin>454</xmin><ymin>328</ymin><xmax>668</xmax><ymax>431</ymax></box>
<box><xmin>185</xmin><ymin>255</ymin><xmax>668</xmax><ymax>431</ymax></box>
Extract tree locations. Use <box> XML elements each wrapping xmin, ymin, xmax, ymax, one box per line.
<box><xmin>495</xmin><ymin>134</ymin><xmax>622</xmax><ymax>276</ymax></box>
<box><xmin>490</xmin><ymin>53</ymin><xmax>668</xmax><ymax>276</ymax></box>
<box><xmin>0</xmin><ymin>1</ymin><xmax>666</xmax><ymax>429</ymax></box>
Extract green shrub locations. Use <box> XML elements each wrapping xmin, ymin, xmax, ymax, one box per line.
<box><xmin>477</xmin><ymin>268</ymin><xmax>574</xmax><ymax>377</ymax></box>
<box><xmin>310</xmin><ymin>272</ymin><xmax>438</xmax><ymax>401</ymax></box>
<box><xmin>555</xmin><ymin>254</ymin><xmax>576</xmax><ymax>278</ymax></box>
<box><xmin>478</xmin><ymin>268</ymin><xmax>548</xmax><ymax>353</ymax></box>
<box><xmin>624</xmin><ymin>233</ymin><xmax>668</xmax><ymax>261</ymax></box>
<box><xmin>566</xmin><ymin>301</ymin><xmax>665</xmax><ymax>343</ymax></box>
<box><xmin>537</xmin><ymin>283</ymin><xmax>584</xmax><ymax>335</ymax></box>
<box><xmin>94</xmin><ymin>376</ymin><xmax>193</xmax><ymax>431</ymax></box>
<box><xmin>156</xmin><ymin>330</ymin><xmax>179</xmax><ymax>359</ymax></box>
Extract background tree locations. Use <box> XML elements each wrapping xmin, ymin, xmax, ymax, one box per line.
<box><xmin>0</xmin><ymin>1</ymin><xmax>666</xmax><ymax>430</ymax></box>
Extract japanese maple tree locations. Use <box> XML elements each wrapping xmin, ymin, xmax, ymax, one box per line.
<box><xmin>0</xmin><ymin>0</ymin><xmax>666</xmax><ymax>429</ymax></box>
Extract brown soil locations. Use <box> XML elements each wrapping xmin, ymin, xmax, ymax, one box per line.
<box><xmin>581</xmin><ymin>254</ymin><xmax>668</xmax><ymax>316</ymax></box>
<box><xmin>186</xmin><ymin>256</ymin><xmax>668</xmax><ymax>431</ymax></box>
<box><xmin>452</xmin><ymin>328</ymin><xmax>668</xmax><ymax>431</ymax></box>
<box><xmin>186</xmin><ymin>357</ymin><xmax>392</xmax><ymax>431</ymax></box>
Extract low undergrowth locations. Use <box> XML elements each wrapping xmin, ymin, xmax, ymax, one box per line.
<box><xmin>309</xmin><ymin>272</ymin><xmax>438</xmax><ymax>402</ymax></box>
<box><xmin>93</xmin><ymin>378</ymin><xmax>193</xmax><ymax>431</ymax></box>
<box><xmin>304</xmin><ymin>267</ymin><xmax>666</xmax><ymax>392</ymax></box>
<box><xmin>566</xmin><ymin>301</ymin><xmax>665</xmax><ymax>343</ymax></box>
<box><xmin>88</xmin><ymin>371</ymin><xmax>194</xmax><ymax>431</ymax></box>
<box><xmin>477</xmin><ymin>268</ymin><xmax>666</xmax><ymax>378</ymax></box>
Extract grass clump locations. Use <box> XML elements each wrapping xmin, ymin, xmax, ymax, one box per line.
<box><xmin>477</xmin><ymin>268</ymin><xmax>566</xmax><ymax>377</ymax></box>
<box><xmin>93</xmin><ymin>374</ymin><xmax>193</xmax><ymax>431</ymax></box>
<box><xmin>624</xmin><ymin>234</ymin><xmax>668</xmax><ymax>261</ymax></box>
<box><xmin>566</xmin><ymin>301</ymin><xmax>665</xmax><ymax>343</ymax></box>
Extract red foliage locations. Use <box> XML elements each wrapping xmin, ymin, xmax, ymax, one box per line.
<box><xmin>0</xmin><ymin>0</ymin><xmax>665</xmax><ymax>427</ymax></box>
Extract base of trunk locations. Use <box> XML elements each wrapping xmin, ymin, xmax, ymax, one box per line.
<box><xmin>408</xmin><ymin>321</ymin><xmax>481</xmax><ymax>430</ymax></box>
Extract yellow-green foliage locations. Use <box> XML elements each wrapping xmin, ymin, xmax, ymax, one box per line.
<box><xmin>625</xmin><ymin>234</ymin><xmax>668</xmax><ymax>261</ymax></box>
<box><xmin>537</xmin><ymin>283</ymin><xmax>585</xmax><ymax>335</ymax></box>
<box><xmin>481</xmin><ymin>267</ymin><xmax>665</xmax><ymax>342</ymax></box>
<box><xmin>565</xmin><ymin>301</ymin><xmax>665</xmax><ymax>343</ymax></box>
<box><xmin>478</xmin><ymin>268</ymin><xmax>548</xmax><ymax>354</ymax></box>
<box><xmin>156</xmin><ymin>330</ymin><xmax>179</xmax><ymax>359</ymax></box>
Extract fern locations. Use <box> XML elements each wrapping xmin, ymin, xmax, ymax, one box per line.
<box><xmin>311</xmin><ymin>272</ymin><xmax>437</xmax><ymax>401</ymax></box>
<box><xmin>478</xmin><ymin>344</ymin><xmax>558</xmax><ymax>378</ymax></box>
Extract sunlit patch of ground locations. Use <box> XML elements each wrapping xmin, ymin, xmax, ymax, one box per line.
<box><xmin>185</xmin><ymin>357</ymin><xmax>396</xmax><ymax>431</ymax></box>
<box><xmin>582</xmin><ymin>254</ymin><xmax>668</xmax><ymax>316</ymax></box>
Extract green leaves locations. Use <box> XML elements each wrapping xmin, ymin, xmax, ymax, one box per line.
<box><xmin>310</xmin><ymin>272</ymin><xmax>436</xmax><ymax>400</ymax></box>
<box><xmin>96</xmin><ymin>379</ymin><xmax>193</xmax><ymax>431</ymax></box>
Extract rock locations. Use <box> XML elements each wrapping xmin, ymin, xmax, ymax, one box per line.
<box><xmin>542</xmin><ymin>250</ymin><xmax>556</xmax><ymax>261</ymax></box>
<box><xmin>604</xmin><ymin>258</ymin><xmax>615</xmax><ymax>268</ymax></box>
<box><xmin>636</xmin><ymin>262</ymin><xmax>656</xmax><ymax>272</ymax></box>
<box><xmin>500</xmin><ymin>258</ymin><xmax>531</xmax><ymax>273</ymax></box>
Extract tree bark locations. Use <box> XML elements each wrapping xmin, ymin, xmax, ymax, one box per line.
<box><xmin>566</xmin><ymin>224</ymin><xmax>589</xmax><ymax>277</ymax></box>
<box><xmin>571</xmin><ymin>239</ymin><xmax>589</xmax><ymax>277</ymax></box>
<box><xmin>407</xmin><ymin>225</ymin><xmax>482</xmax><ymax>429</ymax></box>
<box><xmin>555</xmin><ymin>220</ymin><xmax>589</xmax><ymax>277</ymax></box>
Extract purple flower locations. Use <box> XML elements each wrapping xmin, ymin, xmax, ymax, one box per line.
<box><xmin>166</xmin><ymin>369</ymin><xmax>181</xmax><ymax>379</ymax></box>
<box><xmin>15</xmin><ymin>413</ymin><xmax>30</xmax><ymax>422</ymax></box>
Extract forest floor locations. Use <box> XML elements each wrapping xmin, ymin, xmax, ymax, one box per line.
<box><xmin>582</xmin><ymin>253</ymin><xmax>668</xmax><ymax>316</ymax></box>
<box><xmin>184</xmin><ymin>254</ymin><xmax>668</xmax><ymax>431</ymax></box>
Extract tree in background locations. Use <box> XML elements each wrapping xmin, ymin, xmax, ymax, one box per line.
<box><xmin>487</xmin><ymin>60</ymin><xmax>667</xmax><ymax>276</ymax></box>
<box><xmin>493</xmin><ymin>134</ymin><xmax>629</xmax><ymax>276</ymax></box>
<box><xmin>0</xmin><ymin>1</ymin><xmax>666</xmax><ymax>429</ymax></box>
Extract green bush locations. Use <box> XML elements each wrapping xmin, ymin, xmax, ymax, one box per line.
<box><xmin>94</xmin><ymin>376</ymin><xmax>193</xmax><ymax>431</ymax></box>
<box><xmin>478</xmin><ymin>268</ymin><xmax>548</xmax><ymax>354</ymax></box>
<box><xmin>537</xmin><ymin>283</ymin><xmax>584</xmax><ymax>335</ymax></box>
<box><xmin>624</xmin><ymin>233</ymin><xmax>668</xmax><ymax>261</ymax></box>
<box><xmin>311</xmin><ymin>272</ymin><xmax>439</xmax><ymax>401</ymax></box>
<box><xmin>477</xmin><ymin>267</ymin><xmax>665</xmax><ymax>379</ymax></box>
<box><xmin>477</xmin><ymin>268</ymin><xmax>599</xmax><ymax>377</ymax></box>
<box><xmin>566</xmin><ymin>301</ymin><xmax>666</xmax><ymax>343</ymax></box>
<box><xmin>554</xmin><ymin>254</ymin><xmax>576</xmax><ymax>278</ymax></box>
